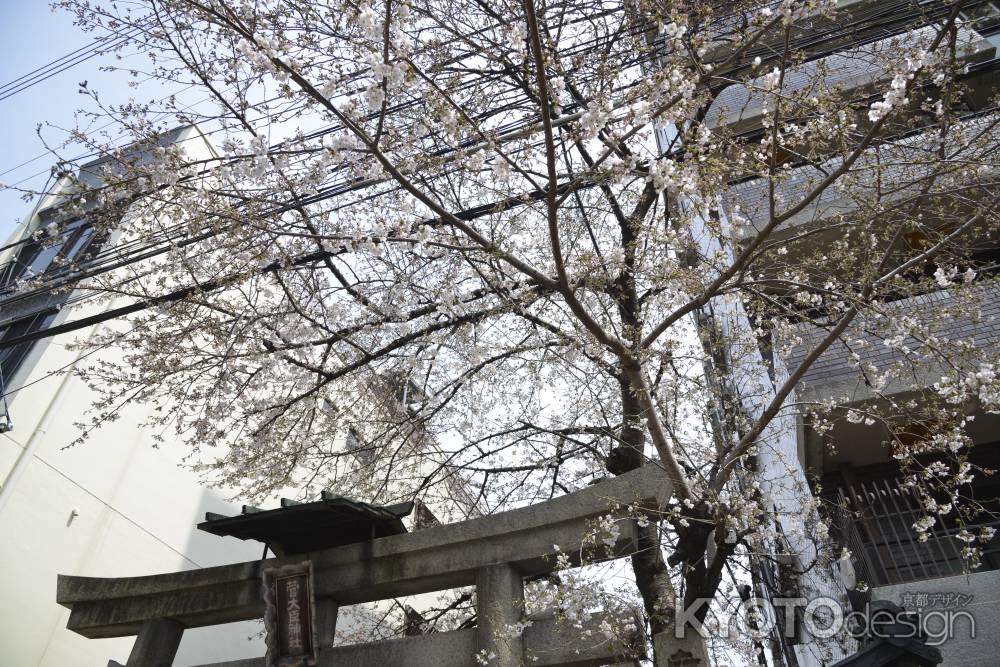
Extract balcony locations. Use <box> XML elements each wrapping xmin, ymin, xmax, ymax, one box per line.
<box><xmin>781</xmin><ymin>279</ymin><xmax>1000</xmax><ymax>404</ymax></box>
<box><xmin>706</xmin><ymin>25</ymin><xmax>992</xmax><ymax>135</ymax></box>
<box><xmin>725</xmin><ymin>109</ymin><xmax>1000</xmax><ymax>236</ymax></box>
<box><xmin>824</xmin><ymin>456</ymin><xmax>1000</xmax><ymax>587</ymax></box>
<box><xmin>697</xmin><ymin>0</ymin><xmax>973</xmax><ymax>66</ymax></box>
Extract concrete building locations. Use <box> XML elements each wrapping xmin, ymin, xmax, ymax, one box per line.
<box><xmin>0</xmin><ymin>126</ymin><xmax>272</xmax><ymax>666</ymax></box>
<box><xmin>0</xmin><ymin>125</ymin><xmax>473</xmax><ymax>665</ymax></box>
<box><xmin>701</xmin><ymin>1</ymin><xmax>1000</xmax><ymax>664</ymax></box>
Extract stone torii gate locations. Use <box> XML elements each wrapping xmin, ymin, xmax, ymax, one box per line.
<box><xmin>57</xmin><ymin>466</ymin><xmax>694</xmax><ymax>666</ymax></box>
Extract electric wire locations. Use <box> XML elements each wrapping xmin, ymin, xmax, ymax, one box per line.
<box><xmin>0</xmin><ymin>1</ymin><xmax>981</xmax><ymax>348</ymax></box>
<box><xmin>0</xmin><ymin>27</ymin><xmax>145</xmax><ymax>102</ymax></box>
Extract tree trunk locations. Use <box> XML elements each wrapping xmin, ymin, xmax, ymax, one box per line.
<box><xmin>608</xmin><ymin>376</ymin><xmax>677</xmax><ymax>642</ymax></box>
<box><xmin>630</xmin><ymin>522</ymin><xmax>676</xmax><ymax>638</ymax></box>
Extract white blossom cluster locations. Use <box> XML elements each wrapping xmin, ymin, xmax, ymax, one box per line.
<box><xmin>646</xmin><ymin>157</ymin><xmax>698</xmax><ymax>194</ymax></box>
<box><xmin>869</xmin><ymin>49</ymin><xmax>928</xmax><ymax>122</ymax></box>
<box><xmin>579</xmin><ymin>100</ymin><xmax>612</xmax><ymax>140</ymax></box>
<box><xmin>934</xmin><ymin>364</ymin><xmax>1000</xmax><ymax>412</ymax></box>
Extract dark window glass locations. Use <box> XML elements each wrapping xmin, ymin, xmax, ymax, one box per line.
<box><xmin>0</xmin><ymin>311</ymin><xmax>57</xmax><ymax>388</ymax></box>
<box><xmin>346</xmin><ymin>428</ymin><xmax>375</xmax><ymax>464</ymax></box>
<box><xmin>962</xmin><ymin>1</ymin><xmax>1000</xmax><ymax>34</ymax></box>
<box><xmin>0</xmin><ymin>216</ymin><xmax>106</xmax><ymax>391</ymax></box>
<box><xmin>62</xmin><ymin>226</ymin><xmax>95</xmax><ymax>265</ymax></box>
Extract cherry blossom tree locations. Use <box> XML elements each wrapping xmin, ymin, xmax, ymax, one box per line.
<box><xmin>22</xmin><ymin>0</ymin><xmax>1000</xmax><ymax>661</ymax></box>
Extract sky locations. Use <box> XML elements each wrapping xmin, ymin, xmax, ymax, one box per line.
<box><xmin>0</xmin><ymin>3</ymin><xmax>167</xmax><ymax>240</ymax></box>
<box><xmin>0</xmin><ymin>3</ymin><xmax>318</xmax><ymax>244</ymax></box>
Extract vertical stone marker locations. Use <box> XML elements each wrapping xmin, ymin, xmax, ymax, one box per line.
<box><xmin>263</xmin><ymin>562</ymin><xmax>318</xmax><ymax>667</ymax></box>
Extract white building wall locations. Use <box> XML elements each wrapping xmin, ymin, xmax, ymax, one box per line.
<box><xmin>0</xmin><ymin>125</ymin><xmax>476</xmax><ymax>665</ymax></box>
<box><xmin>0</xmin><ymin>126</ymin><xmax>266</xmax><ymax>666</ymax></box>
<box><xmin>875</xmin><ymin>571</ymin><xmax>1000</xmax><ymax>666</ymax></box>
<box><xmin>0</xmin><ymin>320</ymin><xmax>267</xmax><ymax>666</ymax></box>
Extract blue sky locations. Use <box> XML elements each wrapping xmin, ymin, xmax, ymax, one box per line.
<box><xmin>0</xmin><ymin>3</ymin><xmax>142</xmax><ymax>238</ymax></box>
<box><xmin>0</xmin><ymin>5</ymin><xmax>299</xmax><ymax>242</ymax></box>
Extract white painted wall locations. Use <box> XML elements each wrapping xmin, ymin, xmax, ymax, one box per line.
<box><xmin>875</xmin><ymin>570</ymin><xmax>1000</xmax><ymax>666</ymax></box>
<box><xmin>0</xmin><ymin>125</ymin><xmax>476</xmax><ymax>665</ymax></box>
<box><xmin>0</xmin><ymin>126</ymin><xmax>266</xmax><ymax>666</ymax></box>
<box><xmin>0</xmin><ymin>321</ymin><xmax>268</xmax><ymax>665</ymax></box>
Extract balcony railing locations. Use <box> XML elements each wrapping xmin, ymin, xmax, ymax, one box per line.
<box><xmin>726</xmin><ymin>109</ymin><xmax>1000</xmax><ymax>234</ymax></box>
<box><xmin>705</xmin><ymin>25</ymin><xmax>992</xmax><ymax>135</ymax></box>
<box><xmin>830</xmin><ymin>475</ymin><xmax>1000</xmax><ymax>587</ymax></box>
<box><xmin>782</xmin><ymin>279</ymin><xmax>1000</xmax><ymax>401</ymax></box>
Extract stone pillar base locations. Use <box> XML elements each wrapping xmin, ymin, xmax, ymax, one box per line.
<box><xmin>653</xmin><ymin>630</ymin><xmax>709</xmax><ymax>667</ymax></box>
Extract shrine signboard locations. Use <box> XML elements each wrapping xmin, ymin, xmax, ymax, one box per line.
<box><xmin>263</xmin><ymin>562</ymin><xmax>317</xmax><ymax>667</ymax></box>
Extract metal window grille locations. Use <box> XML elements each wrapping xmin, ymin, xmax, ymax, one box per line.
<box><xmin>833</xmin><ymin>476</ymin><xmax>1000</xmax><ymax>587</ymax></box>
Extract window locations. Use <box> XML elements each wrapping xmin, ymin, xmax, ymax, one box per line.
<box><xmin>390</xmin><ymin>374</ymin><xmax>426</xmax><ymax>416</ymax></box>
<box><xmin>0</xmin><ymin>311</ymin><xmax>58</xmax><ymax>387</ymax></box>
<box><xmin>0</xmin><ymin>217</ymin><xmax>103</xmax><ymax>291</ymax></box>
<box><xmin>962</xmin><ymin>1</ymin><xmax>1000</xmax><ymax>34</ymax></box>
<box><xmin>0</xmin><ymin>214</ymin><xmax>107</xmax><ymax>391</ymax></box>
<box><xmin>825</xmin><ymin>448</ymin><xmax>1000</xmax><ymax>586</ymax></box>
<box><xmin>962</xmin><ymin>0</ymin><xmax>1000</xmax><ymax>51</ymax></box>
<box><xmin>345</xmin><ymin>428</ymin><xmax>374</xmax><ymax>464</ymax></box>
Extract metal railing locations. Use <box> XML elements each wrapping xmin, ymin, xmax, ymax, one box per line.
<box><xmin>832</xmin><ymin>476</ymin><xmax>1000</xmax><ymax>587</ymax></box>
